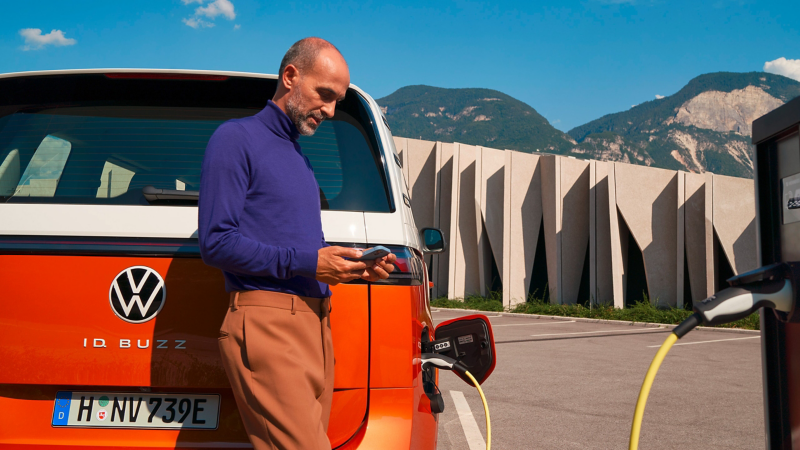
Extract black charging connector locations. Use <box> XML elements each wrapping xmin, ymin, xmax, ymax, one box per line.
<box><xmin>420</xmin><ymin>329</ymin><xmax>445</xmax><ymax>414</ymax></box>
<box><xmin>420</xmin><ymin>337</ymin><xmax>469</xmax><ymax>415</ymax></box>
<box><xmin>691</xmin><ymin>262</ymin><xmax>797</xmax><ymax>326</ymax></box>
<box><xmin>422</xmin><ymin>369</ymin><xmax>444</xmax><ymax>414</ymax></box>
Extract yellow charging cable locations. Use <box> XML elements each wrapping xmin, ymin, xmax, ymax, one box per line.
<box><xmin>629</xmin><ymin>312</ymin><xmax>702</xmax><ymax>450</ymax></box>
<box><xmin>465</xmin><ymin>370</ymin><xmax>491</xmax><ymax>450</ymax></box>
<box><xmin>629</xmin><ymin>333</ymin><xmax>678</xmax><ymax>450</ymax></box>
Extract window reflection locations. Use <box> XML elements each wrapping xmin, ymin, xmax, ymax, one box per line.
<box><xmin>15</xmin><ymin>135</ymin><xmax>72</xmax><ymax>197</ymax></box>
<box><xmin>96</xmin><ymin>161</ymin><xmax>135</xmax><ymax>198</ymax></box>
<box><xmin>0</xmin><ymin>149</ymin><xmax>20</xmax><ymax>197</ymax></box>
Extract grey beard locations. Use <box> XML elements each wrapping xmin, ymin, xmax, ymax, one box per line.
<box><xmin>286</xmin><ymin>92</ymin><xmax>322</xmax><ymax>136</ymax></box>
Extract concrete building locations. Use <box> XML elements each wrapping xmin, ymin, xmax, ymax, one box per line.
<box><xmin>394</xmin><ymin>137</ymin><xmax>757</xmax><ymax>309</ymax></box>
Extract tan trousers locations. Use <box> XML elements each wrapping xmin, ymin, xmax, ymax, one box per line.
<box><xmin>218</xmin><ymin>290</ymin><xmax>335</xmax><ymax>450</ymax></box>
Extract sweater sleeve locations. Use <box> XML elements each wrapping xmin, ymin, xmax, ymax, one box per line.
<box><xmin>198</xmin><ymin>121</ymin><xmax>319</xmax><ymax>279</ymax></box>
<box><xmin>321</xmin><ymin>228</ymin><xmax>330</xmax><ymax>249</ymax></box>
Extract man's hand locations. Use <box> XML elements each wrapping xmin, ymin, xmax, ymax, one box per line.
<box><xmin>361</xmin><ymin>253</ymin><xmax>397</xmax><ymax>282</ymax></box>
<box><xmin>316</xmin><ymin>246</ymin><xmax>369</xmax><ymax>285</ymax></box>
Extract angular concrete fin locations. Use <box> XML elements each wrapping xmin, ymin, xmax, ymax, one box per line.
<box><xmin>705</xmin><ymin>172</ymin><xmax>715</xmax><ymax>296</ymax></box>
<box><xmin>677</xmin><ymin>172</ymin><xmax>685</xmax><ymax>309</ymax></box>
<box><xmin>560</xmin><ymin>158</ymin><xmax>591</xmax><ymax>305</ymax></box>
<box><xmin>712</xmin><ymin>175</ymin><xmax>757</xmax><ymax>275</ymax></box>
<box><xmin>618</xmin><ymin>207</ymin><xmax>631</xmax><ymax>306</ymax></box>
<box><xmin>593</xmin><ymin>162</ymin><xmax>614</xmax><ymax>306</ymax></box>
<box><xmin>684</xmin><ymin>172</ymin><xmax>707</xmax><ymax>304</ymax></box>
<box><xmin>436</xmin><ymin>142</ymin><xmax>455</xmax><ymax>299</ymax></box>
<box><xmin>406</xmin><ymin>138</ymin><xmax>437</xmax><ymax>229</ymax></box>
<box><xmin>448</xmin><ymin>143</ymin><xmax>481</xmax><ymax>298</ymax></box>
<box><xmin>503</xmin><ymin>151</ymin><xmax>542</xmax><ymax>307</ymax></box>
<box><xmin>479</xmin><ymin>147</ymin><xmax>506</xmax><ymax>277</ymax></box>
<box><xmin>540</xmin><ymin>156</ymin><xmax>560</xmax><ymax>303</ymax></box>
<box><xmin>608</xmin><ymin>164</ymin><xmax>625</xmax><ymax>308</ymax></box>
<box><xmin>614</xmin><ymin>164</ymin><xmax>678</xmax><ymax>307</ymax></box>
<box><xmin>474</xmin><ymin>147</ymin><xmax>486</xmax><ymax>295</ymax></box>
<box><xmin>448</xmin><ymin>143</ymin><xmax>461</xmax><ymax>299</ymax></box>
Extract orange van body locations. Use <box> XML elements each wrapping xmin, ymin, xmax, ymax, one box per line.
<box><xmin>0</xmin><ymin>254</ymin><xmax>438</xmax><ymax>449</ymax></box>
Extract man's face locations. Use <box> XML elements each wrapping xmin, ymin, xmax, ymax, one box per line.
<box><xmin>285</xmin><ymin>48</ymin><xmax>350</xmax><ymax>136</ymax></box>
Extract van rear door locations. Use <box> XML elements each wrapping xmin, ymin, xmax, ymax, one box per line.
<box><xmin>0</xmin><ymin>71</ymin><xmax>392</xmax><ymax>448</ymax></box>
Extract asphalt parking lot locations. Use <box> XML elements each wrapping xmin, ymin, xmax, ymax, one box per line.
<box><xmin>432</xmin><ymin>309</ymin><xmax>764</xmax><ymax>450</ymax></box>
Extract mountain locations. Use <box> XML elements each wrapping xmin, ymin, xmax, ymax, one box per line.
<box><xmin>378</xmin><ymin>73</ymin><xmax>800</xmax><ymax>178</ymax></box>
<box><xmin>565</xmin><ymin>72</ymin><xmax>800</xmax><ymax>177</ymax></box>
<box><xmin>376</xmin><ymin>85</ymin><xmax>575</xmax><ymax>153</ymax></box>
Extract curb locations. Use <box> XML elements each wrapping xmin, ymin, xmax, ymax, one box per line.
<box><xmin>429</xmin><ymin>307</ymin><xmax>761</xmax><ymax>335</ymax></box>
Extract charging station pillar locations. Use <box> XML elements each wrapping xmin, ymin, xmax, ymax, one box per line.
<box><xmin>753</xmin><ymin>96</ymin><xmax>800</xmax><ymax>449</ymax></box>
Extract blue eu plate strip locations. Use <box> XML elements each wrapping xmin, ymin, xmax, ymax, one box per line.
<box><xmin>53</xmin><ymin>391</ymin><xmax>72</xmax><ymax>426</ymax></box>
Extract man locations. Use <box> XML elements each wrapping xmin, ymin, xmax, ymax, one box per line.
<box><xmin>198</xmin><ymin>37</ymin><xmax>396</xmax><ymax>450</ymax></box>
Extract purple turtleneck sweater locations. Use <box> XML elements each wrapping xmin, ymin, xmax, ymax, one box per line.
<box><xmin>198</xmin><ymin>100</ymin><xmax>331</xmax><ymax>298</ymax></box>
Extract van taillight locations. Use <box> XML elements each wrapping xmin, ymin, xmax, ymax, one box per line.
<box><xmin>372</xmin><ymin>245</ymin><xmax>425</xmax><ymax>286</ymax></box>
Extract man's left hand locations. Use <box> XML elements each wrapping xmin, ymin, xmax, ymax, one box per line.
<box><xmin>360</xmin><ymin>253</ymin><xmax>397</xmax><ymax>282</ymax></box>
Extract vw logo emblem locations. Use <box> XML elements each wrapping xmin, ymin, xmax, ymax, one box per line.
<box><xmin>109</xmin><ymin>266</ymin><xmax>166</xmax><ymax>324</ymax></box>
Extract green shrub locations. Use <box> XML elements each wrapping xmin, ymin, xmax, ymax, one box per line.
<box><xmin>431</xmin><ymin>291</ymin><xmax>504</xmax><ymax>312</ymax></box>
<box><xmin>431</xmin><ymin>292</ymin><xmax>759</xmax><ymax>330</ymax></box>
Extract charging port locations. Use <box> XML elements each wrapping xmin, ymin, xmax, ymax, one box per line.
<box><xmin>421</xmin><ymin>327</ymin><xmax>444</xmax><ymax>414</ymax></box>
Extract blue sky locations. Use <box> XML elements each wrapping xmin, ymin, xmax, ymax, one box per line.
<box><xmin>3</xmin><ymin>0</ymin><xmax>799</xmax><ymax>131</ymax></box>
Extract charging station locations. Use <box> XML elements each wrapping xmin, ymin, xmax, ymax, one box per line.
<box><xmin>753</xmin><ymin>95</ymin><xmax>800</xmax><ymax>449</ymax></box>
<box><xmin>627</xmin><ymin>96</ymin><xmax>800</xmax><ymax>450</ymax></box>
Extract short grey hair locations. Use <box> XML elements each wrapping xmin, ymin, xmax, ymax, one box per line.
<box><xmin>278</xmin><ymin>37</ymin><xmax>342</xmax><ymax>77</ymax></box>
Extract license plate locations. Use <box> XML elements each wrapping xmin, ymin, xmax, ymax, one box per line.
<box><xmin>52</xmin><ymin>391</ymin><xmax>219</xmax><ymax>429</ymax></box>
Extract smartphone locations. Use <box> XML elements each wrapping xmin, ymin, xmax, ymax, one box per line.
<box><xmin>350</xmin><ymin>245</ymin><xmax>391</xmax><ymax>261</ymax></box>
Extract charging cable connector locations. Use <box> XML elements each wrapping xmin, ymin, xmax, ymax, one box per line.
<box><xmin>421</xmin><ymin>353</ymin><xmax>492</xmax><ymax>450</ymax></box>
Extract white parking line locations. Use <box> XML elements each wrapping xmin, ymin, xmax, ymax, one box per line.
<box><xmin>647</xmin><ymin>336</ymin><xmax>760</xmax><ymax>347</ymax></box>
<box><xmin>493</xmin><ymin>320</ymin><xmax>577</xmax><ymax>327</ymax></box>
<box><xmin>450</xmin><ymin>390</ymin><xmax>486</xmax><ymax>450</ymax></box>
<box><xmin>530</xmin><ymin>328</ymin><xmax>666</xmax><ymax>337</ymax></box>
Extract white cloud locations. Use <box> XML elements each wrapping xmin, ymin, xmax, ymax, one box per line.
<box><xmin>183</xmin><ymin>17</ymin><xmax>214</xmax><ymax>28</ymax></box>
<box><xmin>19</xmin><ymin>28</ymin><xmax>76</xmax><ymax>51</ymax></box>
<box><xmin>183</xmin><ymin>0</ymin><xmax>236</xmax><ymax>28</ymax></box>
<box><xmin>655</xmin><ymin>94</ymin><xmax>665</xmax><ymax>99</ymax></box>
<box><xmin>234</xmin><ymin>24</ymin><xmax>241</xmax><ymax>30</ymax></box>
<box><xmin>764</xmin><ymin>57</ymin><xmax>800</xmax><ymax>82</ymax></box>
<box><xmin>197</xmin><ymin>0</ymin><xmax>236</xmax><ymax>20</ymax></box>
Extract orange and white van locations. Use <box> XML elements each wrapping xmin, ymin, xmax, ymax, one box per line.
<box><xmin>0</xmin><ymin>69</ymin><xmax>495</xmax><ymax>449</ymax></box>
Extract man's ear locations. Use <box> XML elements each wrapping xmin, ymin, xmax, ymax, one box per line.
<box><xmin>282</xmin><ymin>64</ymin><xmax>300</xmax><ymax>90</ymax></box>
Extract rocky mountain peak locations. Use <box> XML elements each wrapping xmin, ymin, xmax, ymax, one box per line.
<box><xmin>565</xmin><ymin>72</ymin><xmax>800</xmax><ymax>178</ymax></box>
<box><xmin>671</xmin><ymin>85</ymin><xmax>784</xmax><ymax>136</ymax></box>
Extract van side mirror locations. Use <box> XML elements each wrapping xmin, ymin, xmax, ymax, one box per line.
<box><xmin>432</xmin><ymin>314</ymin><xmax>496</xmax><ymax>386</ymax></box>
<box><xmin>420</xmin><ymin>227</ymin><xmax>446</xmax><ymax>254</ymax></box>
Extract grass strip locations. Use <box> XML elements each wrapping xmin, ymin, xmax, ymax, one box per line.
<box><xmin>430</xmin><ymin>293</ymin><xmax>760</xmax><ymax>330</ymax></box>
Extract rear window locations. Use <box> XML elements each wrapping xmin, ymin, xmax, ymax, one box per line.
<box><xmin>0</xmin><ymin>74</ymin><xmax>392</xmax><ymax>212</ymax></box>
